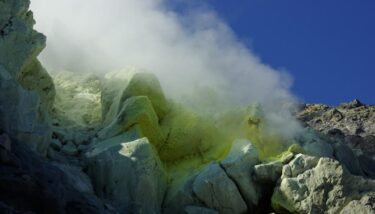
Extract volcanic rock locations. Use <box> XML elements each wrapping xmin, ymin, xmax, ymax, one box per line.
<box><xmin>85</xmin><ymin>137</ymin><xmax>167</xmax><ymax>213</ymax></box>
<box><xmin>192</xmin><ymin>163</ymin><xmax>248</xmax><ymax>214</ymax></box>
<box><xmin>0</xmin><ymin>0</ymin><xmax>55</xmax><ymax>156</ymax></box>
<box><xmin>272</xmin><ymin>154</ymin><xmax>375</xmax><ymax>213</ymax></box>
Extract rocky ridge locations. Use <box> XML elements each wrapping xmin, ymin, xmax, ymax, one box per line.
<box><xmin>0</xmin><ymin>0</ymin><xmax>374</xmax><ymax>213</ymax></box>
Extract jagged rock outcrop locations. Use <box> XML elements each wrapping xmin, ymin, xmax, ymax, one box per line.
<box><xmin>101</xmin><ymin>70</ymin><xmax>169</xmax><ymax>126</ymax></box>
<box><xmin>272</xmin><ymin>154</ymin><xmax>375</xmax><ymax>213</ymax></box>
<box><xmin>297</xmin><ymin>100</ymin><xmax>375</xmax><ymax>178</ymax></box>
<box><xmin>98</xmin><ymin>96</ymin><xmax>165</xmax><ymax>148</ymax></box>
<box><xmin>0</xmin><ymin>0</ymin><xmax>55</xmax><ymax>155</ymax></box>
<box><xmin>192</xmin><ymin>163</ymin><xmax>248</xmax><ymax>214</ymax></box>
<box><xmin>297</xmin><ymin>99</ymin><xmax>375</xmax><ymax>154</ymax></box>
<box><xmin>163</xmin><ymin>140</ymin><xmax>262</xmax><ymax>213</ymax></box>
<box><xmin>0</xmin><ymin>133</ymin><xmax>114</xmax><ymax>214</ymax></box>
<box><xmin>85</xmin><ymin>137</ymin><xmax>167</xmax><ymax>213</ymax></box>
<box><xmin>220</xmin><ymin>139</ymin><xmax>261</xmax><ymax>209</ymax></box>
<box><xmin>2</xmin><ymin>1</ymin><xmax>375</xmax><ymax>213</ymax></box>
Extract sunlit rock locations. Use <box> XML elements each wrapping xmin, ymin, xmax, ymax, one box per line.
<box><xmin>272</xmin><ymin>154</ymin><xmax>375</xmax><ymax>213</ymax></box>
<box><xmin>51</xmin><ymin>71</ymin><xmax>102</xmax><ymax>129</ymax></box>
<box><xmin>85</xmin><ymin>137</ymin><xmax>167</xmax><ymax>213</ymax></box>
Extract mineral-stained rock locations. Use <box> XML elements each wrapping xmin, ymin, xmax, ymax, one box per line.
<box><xmin>220</xmin><ymin>139</ymin><xmax>261</xmax><ymax>208</ymax></box>
<box><xmin>159</xmin><ymin>104</ymin><xmax>229</xmax><ymax>163</ymax></box>
<box><xmin>85</xmin><ymin>137</ymin><xmax>167</xmax><ymax>213</ymax></box>
<box><xmin>272</xmin><ymin>154</ymin><xmax>375</xmax><ymax>214</ymax></box>
<box><xmin>0</xmin><ymin>0</ymin><xmax>55</xmax><ymax>156</ymax></box>
<box><xmin>120</xmin><ymin>72</ymin><xmax>169</xmax><ymax>120</ymax></box>
<box><xmin>101</xmin><ymin>70</ymin><xmax>169</xmax><ymax>125</ymax></box>
<box><xmin>98</xmin><ymin>96</ymin><xmax>165</xmax><ymax>148</ymax></box>
<box><xmin>192</xmin><ymin>163</ymin><xmax>248</xmax><ymax>214</ymax></box>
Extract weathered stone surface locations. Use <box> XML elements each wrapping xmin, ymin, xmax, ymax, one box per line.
<box><xmin>220</xmin><ymin>139</ymin><xmax>261</xmax><ymax>208</ymax></box>
<box><xmin>0</xmin><ymin>135</ymin><xmax>113</xmax><ymax>214</ymax></box>
<box><xmin>254</xmin><ymin>161</ymin><xmax>283</xmax><ymax>183</ymax></box>
<box><xmin>101</xmin><ymin>70</ymin><xmax>169</xmax><ymax>125</ymax></box>
<box><xmin>98</xmin><ymin>96</ymin><xmax>165</xmax><ymax>148</ymax></box>
<box><xmin>297</xmin><ymin>100</ymin><xmax>375</xmax><ymax>156</ymax></box>
<box><xmin>339</xmin><ymin>193</ymin><xmax>375</xmax><ymax>214</ymax></box>
<box><xmin>85</xmin><ymin>137</ymin><xmax>167</xmax><ymax>213</ymax></box>
<box><xmin>333</xmin><ymin>141</ymin><xmax>363</xmax><ymax>176</ymax></box>
<box><xmin>0</xmin><ymin>0</ymin><xmax>55</xmax><ymax>156</ymax></box>
<box><xmin>272</xmin><ymin>154</ymin><xmax>375</xmax><ymax>214</ymax></box>
<box><xmin>159</xmin><ymin>104</ymin><xmax>229</xmax><ymax>163</ymax></box>
<box><xmin>51</xmin><ymin>71</ymin><xmax>102</xmax><ymax>129</ymax></box>
<box><xmin>120</xmin><ymin>72</ymin><xmax>169</xmax><ymax>120</ymax></box>
<box><xmin>192</xmin><ymin>163</ymin><xmax>248</xmax><ymax>214</ymax></box>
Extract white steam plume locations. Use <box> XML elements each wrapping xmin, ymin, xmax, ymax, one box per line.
<box><xmin>30</xmin><ymin>0</ymin><xmax>301</xmax><ymax>138</ymax></box>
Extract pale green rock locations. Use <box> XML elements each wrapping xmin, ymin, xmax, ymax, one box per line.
<box><xmin>0</xmin><ymin>0</ymin><xmax>55</xmax><ymax>155</ymax></box>
<box><xmin>101</xmin><ymin>70</ymin><xmax>168</xmax><ymax>125</ymax></box>
<box><xmin>159</xmin><ymin>103</ymin><xmax>229</xmax><ymax>163</ymax></box>
<box><xmin>98</xmin><ymin>96</ymin><xmax>165</xmax><ymax>148</ymax></box>
<box><xmin>272</xmin><ymin>155</ymin><xmax>375</xmax><ymax>214</ymax></box>
<box><xmin>192</xmin><ymin>163</ymin><xmax>248</xmax><ymax>214</ymax></box>
<box><xmin>339</xmin><ymin>193</ymin><xmax>375</xmax><ymax>214</ymax></box>
<box><xmin>120</xmin><ymin>72</ymin><xmax>169</xmax><ymax>120</ymax></box>
<box><xmin>85</xmin><ymin>137</ymin><xmax>167</xmax><ymax>214</ymax></box>
<box><xmin>254</xmin><ymin>161</ymin><xmax>283</xmax><ymax>183</ymax></box>
<box><xmin>220</xmin><ymin>139</ymin><xmax>261</xmax><ymax>208</ymax></box>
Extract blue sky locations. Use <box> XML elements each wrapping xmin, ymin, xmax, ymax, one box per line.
<box><xmin>169</xmin><ymin>0</ymin><xmax>375</xmax><ymax>105</ymax></box>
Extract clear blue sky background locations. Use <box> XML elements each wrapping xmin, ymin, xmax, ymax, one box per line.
<box><xmin>169</xmin><ymin>0</ymin><xmax>375</xmax><ymax>105</ymax></box>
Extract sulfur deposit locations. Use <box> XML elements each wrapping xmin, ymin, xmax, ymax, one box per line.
<box><xmin>0</xmin><ymin>0</ymin><xmax>374</xmax><ymax>213</ymax></box>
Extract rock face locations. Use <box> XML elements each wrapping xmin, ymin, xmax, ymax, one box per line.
<box><xmin>221</xmin><ymin>139</ymin><xmax>261</xmax><ymax>208</ymax></box>
<box><xmin>98</xmin><ymin>96</ymin><xmax>165</xmax><ymax>148</ymax></box>
<box><xmin>85</xmin><ymin>137</ymin><xmax>167</xmax><ymax>213</ymax></box>
<box><xmin>2</xmin><ymin>1</ymin><xmax>375</xmax><ymax>213</ymax></box>
<box><xmin>297</xmin><ymin>100</ymin><xmax>375</xmax><ymax>155</ymax></box>
<box><xmin>272</xmin><ymin>154</ymin><xmax>375</xmax><ymax>213</ymax></box>
<box><xmin>192</xmin><ymin>163</ymin><xmax>248</xmax><ymax>214</ymax></box>
<box><xmin>0</xmin><ymin>134</ymin><xmax>113</xmax><ymax>214</ymax></box>
<box><xmin>297</xmin><ymin>100</ymin><xmax>375</xmax><ymax>178</ymax></box>
<box><xmin>101</xmin><ymin>70</ymin><xmax>169</xmax><ymax>126</ymax></box>
<box><xmin>0</xmin><ymin>0</ymin><xmax>55</xmax><ymax>155</ymax></box>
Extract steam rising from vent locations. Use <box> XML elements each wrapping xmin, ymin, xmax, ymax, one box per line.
<box><xmin>30</xmin><ymin>0</ymin><xmax>301</xmax><ymax>138</ymax></box>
